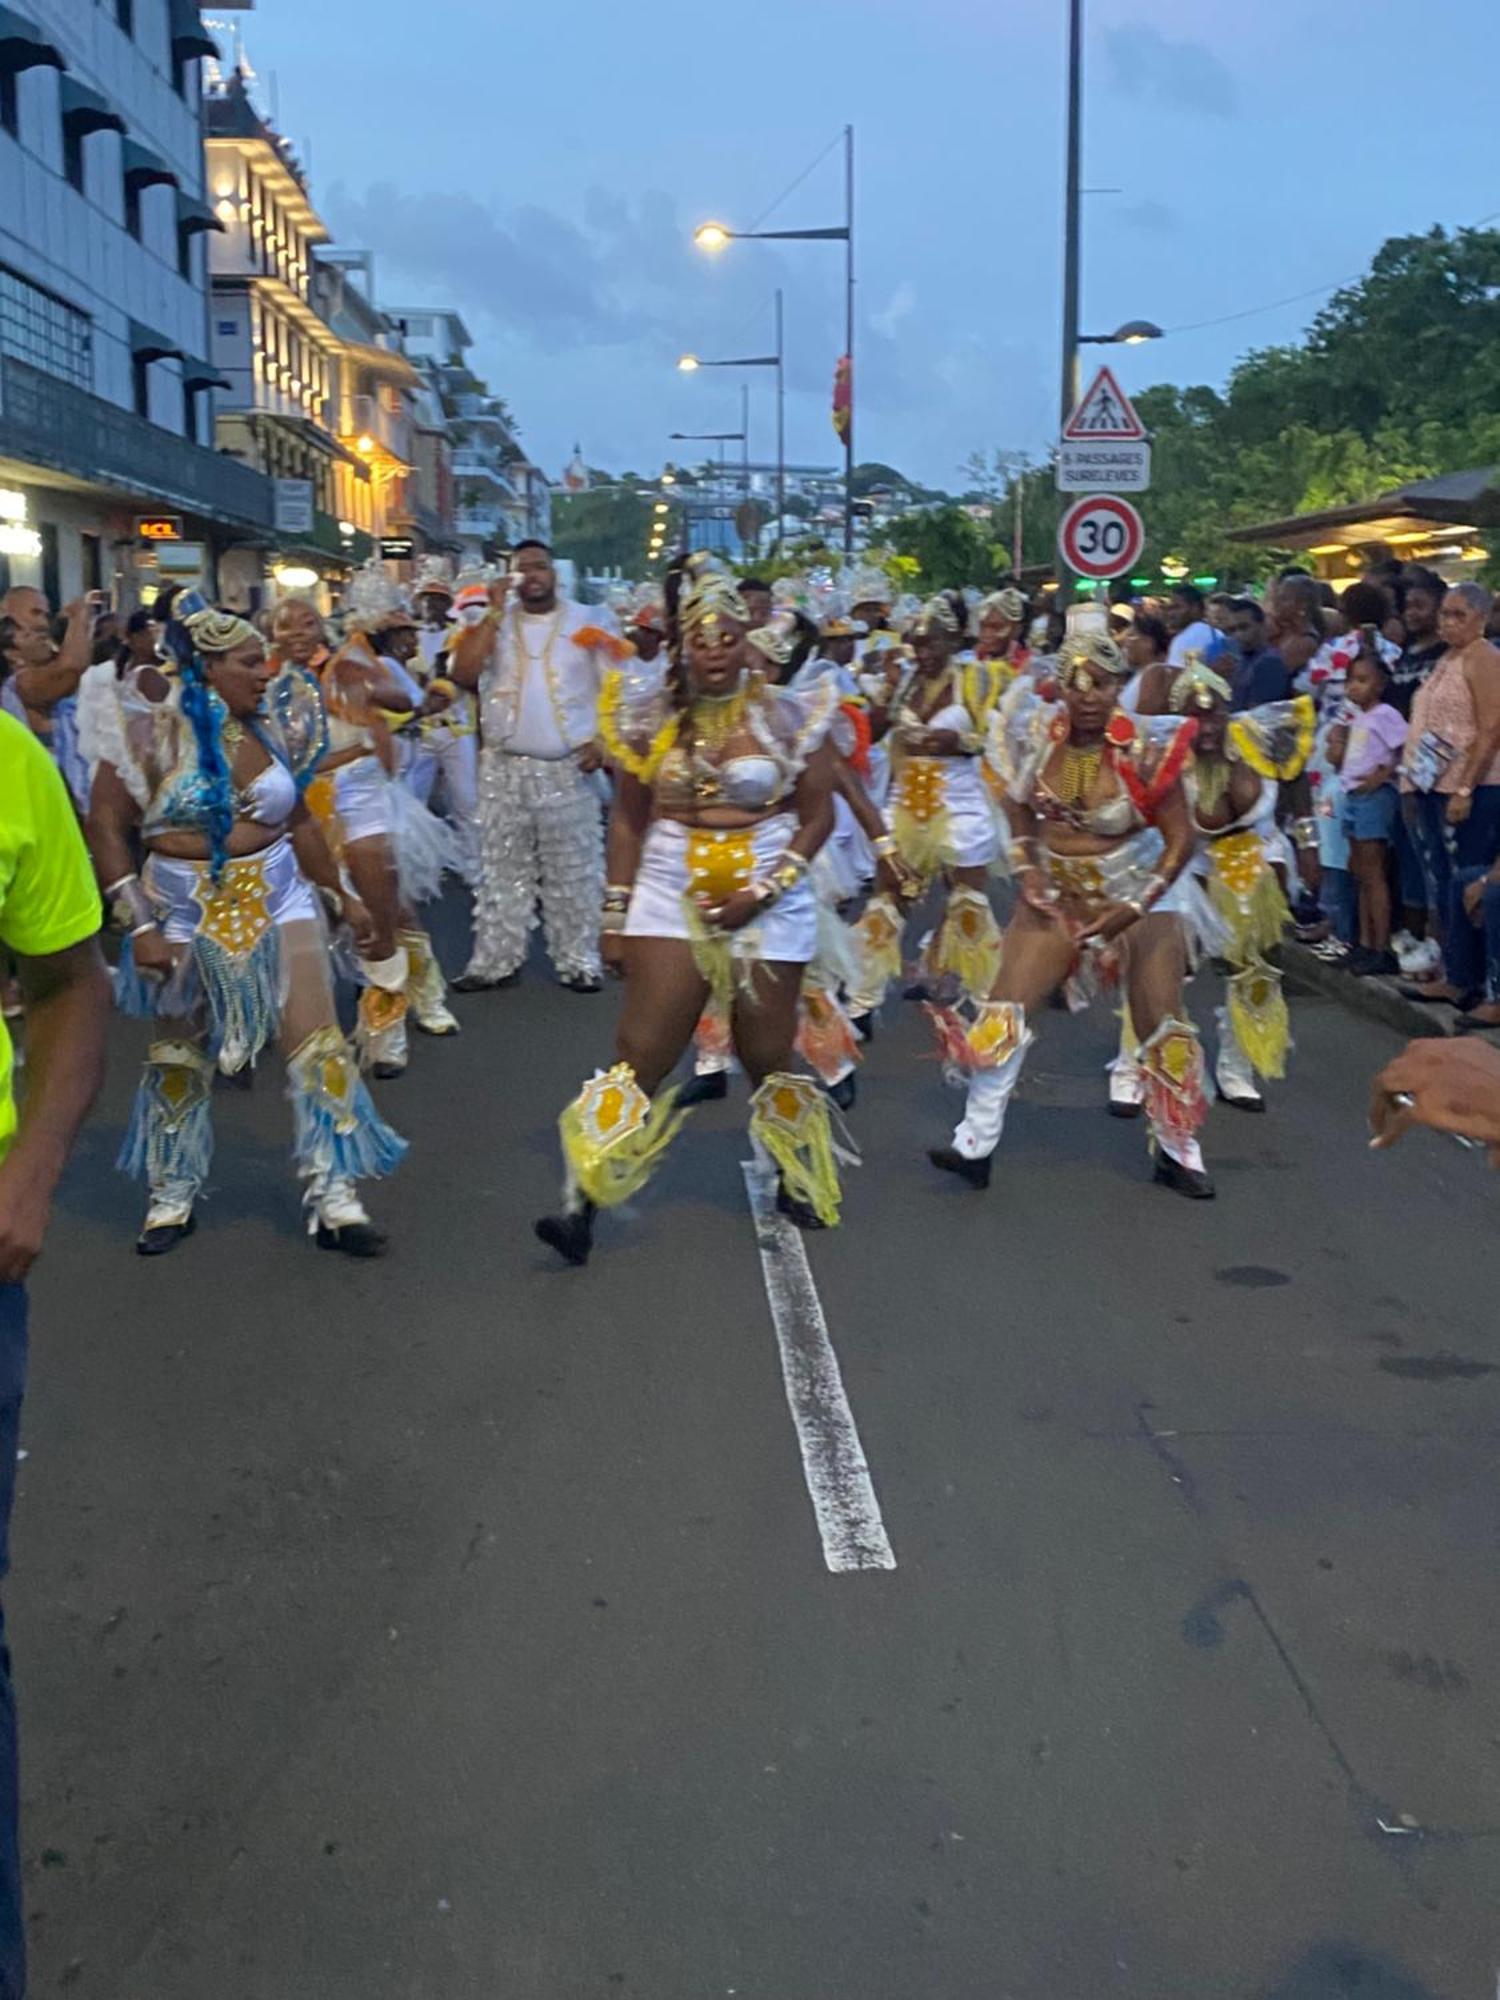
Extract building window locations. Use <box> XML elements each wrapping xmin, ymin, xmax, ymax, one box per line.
<box><xmin>0</xmin><ymin>265</ymin><xmax>92</xmax><ymax>391</ymax></box>
<box><xmin>63</xmin><ymin>124</ymin><xmax>85</xmax><ymax>194</ymax></box>
<box><xmin>116</xmin><ymin>0</ymin><xmax>135</xmax><ymax>35</ymax></box>
<box><xmin>124</xmin><ymin>180</ymin><xmax>141</xmax><ymax>240</ymax></box>
<box><xmin>132</xmin><ymin>352</ymin><xmax>150</xmax><ymax>418</ymax></box>
<box><xmin>81</xmin><ymin>533</ymin><xmax>103</xmax><ymax>594</ymax></box>
<box><xmin>0</xmin><ymin>70</ymin><xmax>16</xmax><ymax>140</ymax></box>
<box><xmin>183</xmin><ymin>381</ymin><xmax>199</xmax><ymax>445</ymax></box>
<box><xmin>177</xmin><ymin>223</ymin><xmax>193</xmax><ymax>281</ymax></box>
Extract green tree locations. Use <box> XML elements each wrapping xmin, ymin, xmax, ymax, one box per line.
<box><xmin>887</xmin><ymin>507</ymin><xmax>1009</xmax><ymax>592</ymax></box>
<box><xmin>552</xmin><ymin>487</ymin><xmax>659</xmax><ymax>576</ymax></box>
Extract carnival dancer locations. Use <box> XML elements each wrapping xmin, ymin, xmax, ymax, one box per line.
<box><xmin>273</xmin><ymin>585</ymin><xmax>459</xmax><ymax>1077</ymax></box>
<box><xmin>869</xmin><ymin>595</ymin><xmax>1005</xmax><ymax>1007</ymax></box>
<box><xmin>1108</xmin><ymin>664</ymin><xmax>1314</xmax><ymax>1115</ymax></box>
<box><xmin>85</xmin><ymin>607</ymin><xmax>405</xmax><ymax>1255</ymax></box>
<box><xmin>927</xmin><ymin>630</ymin><xmax>1211</xmax><ymax>1198</ymax></box>
<box><xmin>973</xmin><ymin>587</ymin><xmax>1032</xmax><ymax>686</ymax></box>
<box><xmin>449</xmin><ymin>541</ymin><xmax>621</xmax><ymax>994</ymax></box>
<box><xmin>534</xmin><ymin>570</ymin><xmax>845</xmax><ymax>1266</ymax></box>
<box><xmin>405</xmin><ymin>562</ymin><xmax>481</xmax><ymax>887</ymax></box>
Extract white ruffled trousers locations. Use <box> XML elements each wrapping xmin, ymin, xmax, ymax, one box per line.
<box><xmin>465</xmin><ymin>750</ymin><xmax>604</xmax><ymax>982</ymax></box>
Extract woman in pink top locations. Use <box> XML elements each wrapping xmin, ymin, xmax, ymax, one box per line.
<box><xmin>1400</xmin><ymin>583</ymin><xmax>1500</xmax><ymax>953</ymax></box>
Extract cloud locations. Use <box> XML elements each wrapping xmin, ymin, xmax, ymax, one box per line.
<box><xmin>1117</xmin><ymin>198</ymin><xmax>1183</xmax><ymax>236</ymax></box>
<box><xmin>871</xmin><ymin>281</ymin><xmax>917</xmax><ymax>340</ymax></box>
<box><xmin>1101</xmin><ymin>24</ymin><xmax>1238</xmax><ymax>115</ymax></box>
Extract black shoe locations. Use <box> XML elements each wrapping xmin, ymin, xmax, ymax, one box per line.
<box><xmin>372</xmin><ymin>1061</ymin><xmax>406</xmax><ymax>1082</ymax></box>
<box><xmin>677</xmin><ymin>1070</ymin><xmax>729</xmax><ymax>1107</ymax></box>
<box><xmin>453</xmin><ymin>971</ymin><xmax>520</xmax><ymax>993</ymax></box>
<box><xmin>1153</xmin><ymin>1153</ymin><xmax>1216</xmax><ymax>1200</ymax></box>
<box><xmin>559</xmin><ymin>973</ymin><xmax>603</xmax><ymax>994</ymax></box>
<box><xmin>315</xmin><ymin>1220</ymin><xmax>389</xmax><ymax>1257</ymax></box>
<box><xmin>775</xmin><ymin>1182</ymin><xmax>826</xmax><ymax>1230</ymax></box>
<box><xmin>1348</xmin><ymin>946</ymin><xmax>1399</xmax><ymax>978</ymax></box>
<box><xmin>850</xmin><ymin>1012</ymin><xmax>876</xmax><ymax>1044</ymax></box>
<box><xmin>1215</xmin><ymin>1083</ymin><xmax>1265</xmax><ymax>1114</ymax></box>
<box><xmin>901</xmin><ymin>980</ymin><xmax>930</xmax><ymax>1002</ymax></box>
<box><xmin>215</xmin><ymin>1066</ymin><xmax>254</xmax><ymax>1092</ymax></box>
<box><xmin>927</xmin><ymin>1145</ymin><xmax>991</xmax><ymax>1190</ymax></box>
<box><xmin>136</xmin><ymin>1213</ymin><xmax>196</xmax><ymax>1257</ymax></box>
<box><xmin>826</xmin><ymin>1072</ymin><xmax>857</xmax><ymax>1113</ymax></box>
<box><xmin>535</xmin><ymin>1205</ymin><xmax>595</xmax><ymax>1266</ymax></box>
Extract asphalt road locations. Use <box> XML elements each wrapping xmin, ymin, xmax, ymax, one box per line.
<box><xmin>13</xmin><ymin>901</ymin><xmax>1500</xmax><ymax>1999</ymax></box>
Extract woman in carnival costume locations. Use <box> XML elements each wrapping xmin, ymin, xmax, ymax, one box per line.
<box><xmin>274</xmin><ymin>575</ymin><xmax>459</xmax><ymax>1078</ymax></box>
<box><xmin>973</xmin><ymin>586</ymin><xmax>1032</xmax><ymax>685</ymax></box>
<box><xmin>534</xmin><ymin>569</ymin><xmax>847</xmax><ymax>1266</ymax></box>
<box><xmin>86</xmin><ymin>607</ymin><xmax>406</xmax><ymax>1256</ymax></box>
<box><xmin>927</xmin><ymin>629</ymin><xmax>1212</xmax><ymax>1199</ymax></box>
<box><xmin>1107</xmin><ymin>662</ymin><xmax>1314</xmax><ymax>1116</ymax></box>
<box><xmin>867</xmin><ymin>593</ymin><xmax>1007</xmax><ymax>1008</ymax></box>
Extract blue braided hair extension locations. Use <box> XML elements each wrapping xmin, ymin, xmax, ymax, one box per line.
<box><xmin>179</xmin><ymin>653</ymin><xmax>235</xmax><ymax>882</ymax></box>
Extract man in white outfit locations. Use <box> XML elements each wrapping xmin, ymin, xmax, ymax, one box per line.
<box><xmin>449</xmin><ymin>542</ymin><xmax>615</xmax><ymax>993</ymax></box>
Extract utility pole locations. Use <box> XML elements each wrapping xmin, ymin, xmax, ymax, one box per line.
<box><xmin>1060</xmin><ymin>0</ymin><xmax>1082</xmax><ymax>433</ymax></box>
<box><xmin>843</xmin><ymin>122</ymin><xmax>855</xmax><ymax>558</ymax></box>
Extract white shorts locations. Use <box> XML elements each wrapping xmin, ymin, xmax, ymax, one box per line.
<box><xmin>333</xmin><ymin>754</ymin><xmax>393</xmax><ymax>844</ymax></box>
<box><xmin>888</xmin><ymin>757</ymin><xmax>1003</xmax><ymax>870</ymax></box>
<box><xmin>625</xmin><ymin>812</ymin><xmax>818</xmax><ymax>962</ymax></box>
<box><xmin>144</xmin><ymin>834</ymin><xmax>317</xmax><ymax>944</ymax></box>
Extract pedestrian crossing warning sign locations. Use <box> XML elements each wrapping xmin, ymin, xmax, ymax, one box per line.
<box><xmin>1062</xmin><ymin>365</ymin><xmax>1146</xmax><ymax>442</ymax></box>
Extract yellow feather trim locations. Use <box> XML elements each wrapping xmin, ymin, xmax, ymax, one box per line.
<box><xmin>1229</xmin><ymin>695</ymin><xmax>1316</xmax><ymax>781</ymax></box>
<box><xmin>750</xmin><ymin>1073</ymin><xmax>855</xmax><ymax>1228</ymax></box>
<box><xmin>598</xmin><ymin>667</ymin><xmax>679</xmax><ymax>784</ymax></box>
<box><xmin>1227</xmin><ymin>962</ymin><xmax>1290</xmax><ymax>1080</ymax></box>
<box><xmin>559</xmin><ymin>1064</ymin><xmax>688</xmax><ymax>1209</ymax></box>
<box><xmin>928</xmin><ymin>887</ymin><xmax>1003</xmax><ymax>999</ymax></box>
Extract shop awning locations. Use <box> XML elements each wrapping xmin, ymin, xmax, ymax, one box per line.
<box><xmin>59</xmin><ymin>78</ymin><xmax>125</xmax><ymax>137</ymax></box>
<box><xmin>131</xmin><ymin>321</ymin><xmax>185</xmax><ymax>365</ymax></box>
<box><xmin>175</xmin><ymin>192</ymin><xmax>224</xmax><ymax>236</ymax></box>
<box><xmin>168</xmin><ymin>0</ymin><xmax>218</xmax><ymax>62</ymax></box>
<box><xmin>0</xmin><ymin>4</ymin><xmax>63</xmax><ymax>72</ymax></box>
<box><xmin>122</xmin><ymin>139</ymin><xmax>178</xmax><ymax>192</ymax></box>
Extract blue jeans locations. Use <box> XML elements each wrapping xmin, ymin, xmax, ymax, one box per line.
<box><xmin>1320</xmin><ymin>866</ymin><xmax>1357</xmax><ymax>945</ymax></box>
<box><xmin>0</xmin><ymin>1288</ymin><xmax>23</xmax><ymax>1999</ymax></box>
<box><xmin>1443</xmin><ymin>867</ymin><xmax>1500</xmax><ymax>1002</ymax></box>
<box><xmin>1407</xmin><ymin>785</ymin><xmax>1500</xmax><ymax>929</ymax></box>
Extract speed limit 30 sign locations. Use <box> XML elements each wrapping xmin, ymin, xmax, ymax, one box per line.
<box><xmin>1058</xmin><ymin>494</ymin><xmax>1145</xmax><ymax>580</ymax></box>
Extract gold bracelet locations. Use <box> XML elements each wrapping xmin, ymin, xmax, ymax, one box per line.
<box><xmin>872</xmin><ymin>834</ymin><xmax>898</xmax><ymax>859</ymax></box>
<box><xmin>601</xmin><ymin>908</ymin><xmax>627</xmax><ymax>934</ymax></box>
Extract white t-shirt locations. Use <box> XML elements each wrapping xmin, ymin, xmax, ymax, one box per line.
<box><xmin>1167</xmin><ymin>619</ymin><xmax>1219</xmax><ymax>668</ymax></box>
<box><xmin>509</xmin><ymin>612</ymin><xmax>571</xmax><ymax>758</ymax></box>
<box><xmin>482</xmin><ymin>600</ymin><xmax>612</xmax><ymax>760</ymax></box>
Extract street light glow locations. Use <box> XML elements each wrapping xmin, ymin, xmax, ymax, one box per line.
<box><xmin>653</xmin><ymin>502</ymin><xmax>668</xmax><ymax>513</ymax></box>
<box><xmin>1114</xmin><ymin>319</ymin><xmax>1164</xmax><ymax>345</ymax></box>
<box><xmin>694</xmin><ymin>223</ymin><xmax>731</xmax><ymax>253</ymax></box>
<box><xmin>676</xmin><ymin>354</ymin><xmax>700</xmax><ymax>373</ymax></box>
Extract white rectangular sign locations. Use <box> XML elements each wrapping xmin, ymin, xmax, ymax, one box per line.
<box><xmin>273</xmin><ymin>477</ymin><xmax>315</xmax><ymax>535</ymax></box>
<box><xmin>1056</xmin><ymin>440</ymin><xmax>1151</xmax><ymax>493</ymax></box>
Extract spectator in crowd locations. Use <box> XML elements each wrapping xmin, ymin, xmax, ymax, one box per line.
<box><xmin>1391</xmin><ymin>568</ymin><xmax>1447</xmax><ymax>719</ymax></box>
<box><xmin>0</xmin><ymin>708</ymin><xmax>109</xmax><ymax>1997</ymax></box>
<box><xmin>739</xmin><ymin>578</ymin><xmax>773</xmax><ymax>630</ymax></box>
<box><xmin>1328</xmin><ymin>645</ymin><xmax>1407</xmax><ymax>974</ymax></box>
<box><xmin>1120</xmin><ymin>612</ymin><xmax>1174</xmax><ymax>714</ymax></box>
<box><xmin>0</xmin><ymin>589</ymin><xmax>97</xmax><ymax>809</ymax></box>
<box><xmin>1383</xmin><ymin>568</ymin><xmax>1449</xmax><ymax>971</ymax></box>
<box><xmin>114</xmin><ymin>608</ymin><xmax>160</xmax><ymax>676</ymax></box>
<box><xmin>1163</xmin><ymin>583</ymin><xmax>1223</xmax><ymax>666</ymax></box>
<box><xmin>1207</xmin><ymin>592</ymin><xmax>1237</xmax><ymax>635</ymax></box>
<box><xmin>1371</xmin><ymin>1036</ymin><xmax>1500</xmax><ymax>1167</ymax></box>
<box><xmin>1225</xmin><ymin>598</ymin><xmax>1291</xmax><ymax>709</ymax></box>
<box><xmin>1399</xmin><ymin>582</ymin><xmax>1500</xmax><ymax>988</ymax></box>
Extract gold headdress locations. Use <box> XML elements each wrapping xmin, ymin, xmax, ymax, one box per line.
<box><xmin>184</xmin><ymin>607</ymin><xmax>258</xmax><ymax>655</ymax></box>
<box><xmin>979</xmin><ymin>587</ymin><xmax>1027</xmax><ymax>624</ymax></box>
<box><xmin>1169</xmin><ymin>656</ymin><xmax>1233</xmax><ymax>712</ymax></box>
<box><xmin>680</xmin><ymin>570</ymin><xmax>750</xmax><ymax>635</ymax></box>
<box><xmin>1058</xmin><ymin>630</ymin><xmax>1129</xmax><ymax>681</ymax></box>
<box><xmin>912</xmin><ymin>594</ymin><xmax>961</xmax><ymax>638</ymax></box>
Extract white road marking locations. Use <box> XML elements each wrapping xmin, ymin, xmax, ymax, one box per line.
<box><xmin>741</xmin><ymin>1163</ymin><xmax>896</xmax><ymax>1574</ymax></box>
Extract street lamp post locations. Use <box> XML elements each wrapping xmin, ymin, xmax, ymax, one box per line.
<box><xmin>693</xmin><ymin>125</ymin><xmax>854</xmax><ymax>557</ymax></box>
<box><xmin>669</xmin><ymin>429</ymin><xmax>750</xmax><ymax>557</ymax></box>
<box><xmin>676</xmin><ymin>286</ymin><xmax>785</xmax><ymax>555</ymax></box>
<box><xmin>1061</xmin><ymin>0</ymin><xmax>1083</xmax><ymax>432</ymax></box>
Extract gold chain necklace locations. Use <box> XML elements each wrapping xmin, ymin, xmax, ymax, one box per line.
<box><xmin>1054</xmin><ymin>740</ymin><xmax>1105</xmax><ymax>806</ymax></box>
<box><xmin>690</xmin><ymin>686</ymin><xmax>749</xmax><ymax>754</ymax></box>
<box><xmin>1194</xmin><ymin>755</ymin><xmax>1230</xmax><ymax>817</ymax></box>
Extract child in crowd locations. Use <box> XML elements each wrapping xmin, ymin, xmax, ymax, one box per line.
<box><xmin>1329</xmin><ymin>645</ymin><xmax>1407</xmax><ymax>975</ymax></box>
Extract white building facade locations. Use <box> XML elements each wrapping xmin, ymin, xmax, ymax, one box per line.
<box><xmin>0</xmin><ymin>0</ymin><xmax>271</xmax><ymax>605</ymax></box>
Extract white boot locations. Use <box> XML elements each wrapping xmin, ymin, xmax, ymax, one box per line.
<box><xmin>304</xmin><ymin>1171</ymin><xmax>386</xmax><ymax>1257</ymax></box>
<box><xmin>928</xmin><ymin>1005</ymin><xmax>1032</xmax><ymax>1188</ymax></box>
<box><xmin>1214</xmin><ymin>1003</ymin><xmax>1263</xmax><ymax>1112</ymax></box>
<box><xmin>401</xmin><ymin>929</ymin><xmax>460</xmax><ymax>1037</ymax></box>
<box><xmin>355</xmin><ymin>948</ymin><xmax>411</xmax><ymax>1078</ymax></box>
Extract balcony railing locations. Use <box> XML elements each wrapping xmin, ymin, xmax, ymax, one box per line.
<box><xmin>0</xmin><ymin>355</ymin><xmax>274</xmax><ymax>530</ymax></box>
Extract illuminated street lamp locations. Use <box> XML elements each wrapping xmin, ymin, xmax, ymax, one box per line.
<box><xmin>672</xmin><ymin>293</ymin><xmax>783</xmax><ymax>553</ymax></box>
<box><xmin>1079</xmin><ymin>319</ymin><xmax>1164</xmax><ymax>348</ymax></box>
<box><xmin>690</xmin><ymin>125</ymin><xmax>855</xmax><ymax>556</ymax></box>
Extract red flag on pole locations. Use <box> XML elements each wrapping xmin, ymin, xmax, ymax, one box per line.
<box><xmin>832</xmin><ymin>355</ymin><xmax>852</xmax><ymax>442</ymax></box>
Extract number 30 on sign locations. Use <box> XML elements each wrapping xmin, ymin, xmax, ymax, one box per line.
<box><xmin>1058</xmin><ymin>494</ymin><xmax>1145</xmax><ymax>580</ymax></box>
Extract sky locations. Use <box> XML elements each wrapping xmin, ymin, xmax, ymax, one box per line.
<box><xmin>221</xmin><ymin>0</ymin><xmax>1499</xmax><ymax>492</ymax></box>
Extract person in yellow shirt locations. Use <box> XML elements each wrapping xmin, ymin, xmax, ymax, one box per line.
<box><xmin>0</xmin><ymin>707</ymin><xmax>108</xmax><ymax>1997</ymax></box>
